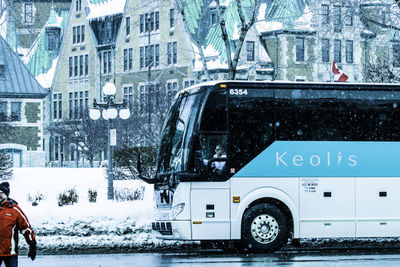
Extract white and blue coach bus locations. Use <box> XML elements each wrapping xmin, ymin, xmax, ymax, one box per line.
<box><xmin>146</xmin><ymin>80</ymin><xmax>400</xmax><ymax>252</ymax></box>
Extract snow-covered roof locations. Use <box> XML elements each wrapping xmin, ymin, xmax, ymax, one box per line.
<box><xmin>86</xmin><ymin>0</ymin><xmax>127</xmax><ymax>20</ymax></box>
<box><xmin>23</xmin><ymin>8</ymin><xmax>69</xmax><ymax>89</ymax></box>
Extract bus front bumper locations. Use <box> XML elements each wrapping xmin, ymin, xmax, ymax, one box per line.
<box><xmin>151</xmin><ymin>220</ymin><xmax>191</xmax><ymax>240</ymax></box>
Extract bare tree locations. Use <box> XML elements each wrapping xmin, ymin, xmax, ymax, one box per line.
<box><xmin>176</xmin><ymin>0</ymin><xmax>261</xmax><ymax>80</ymax></box>
<box><xmin>47</xmin><ymin>112</ymin><xmax>107</xmax><ymax>167</ymax></box>
<box><xmin>216</xmin><ymin>0</ymin><xmax>261</xmax><ymax>79</ymax></box>
<box><xmin>368</xmin><ymin>57</ymin><xmax>400</xmax><ymax>82</ymax></box>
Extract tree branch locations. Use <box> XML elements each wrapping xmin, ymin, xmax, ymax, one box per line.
<box><xmin>216</xmin><ymin>0</ymin><xmax>233</xmax><ymax>78</ymax></box>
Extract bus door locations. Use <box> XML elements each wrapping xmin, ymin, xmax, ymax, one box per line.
<box><xmin>191</xmin><ymin>88</ymin><xmax>231</xmax><ymax>239</ymax></box>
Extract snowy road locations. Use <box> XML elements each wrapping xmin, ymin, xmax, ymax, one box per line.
<box><xmin>17</xmin><ymin>252</ymin><xmax>400</xmax><ymax>267</ymax></box>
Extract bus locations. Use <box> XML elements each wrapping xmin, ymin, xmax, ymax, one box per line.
<box><xmin>146</xmin><ymin>80</ymin><xmax>400</xmax><ymax>252</ymax></box>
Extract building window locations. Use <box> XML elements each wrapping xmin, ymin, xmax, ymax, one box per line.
<box><xmin>45</xmin><ymin>28</ymin><xmax>60</xmax><ymax>51</ymax></box>
<box><xmin>85</xmin><ymin>55</ymin><xmax>89</xmax><ymax>76</ymax></box>
<box><xmin>321</xmin><ymin>4</ymin><xmax>329</xmax><ymax>24</ymax></box>
<box><xmin>69</xmin><ymin>57</ymin><xmax>73</xmax><ymax>77</ymax></box>
<box><xmin>184</xmin><ymin>80</ymin><xmax>195</xmax><ymax>88</ymax></box>
<box><xmin>140</xmin><ymin>47</ymin><xmax>144</xmax><ymax>69</ymax></box>
<box><xmin>140</xmin><ymin>14</ymin><xmax>144</xmax><ymax>33</ymax></box>
<box><xmin>333</xmin><ymin>5</ymin><xmax>341</xmax><ymax>26</ymax></box>
<box><xmin>75</xmin><ymin>0</ymin><xmax>81</xmax><ymax>12</ymax></box>
<box><xmin>24</xmin><ymin>3</ymin><xmax>33</xmax><ymax>24</ymax></box>
<box><xmin>101</xmin><ymin>50</ymin><xmax>112</xmax><ymax>74</ymax></box>
<box><xmin>10</xmin><ymin>102</ymin><xmax>21</xmax><ymax>122</ymax></box>
<box><xmin>140</xmin><ymin>12</ymin><xmax>159</xmax><ymax>33</ymax></box>
<box><xmin>155</xmin><ymin>12</ymin><xmax>159</xmax><ymax>30</ymax></box>
<box><xmin>0</xmin><ymin>102</ymin><xmax>7</xmax><ymax>121</ymax></box>
<box><xmin>210</xmin><ymin>12</ymin><xmax>218</xmax><ymax>25</ymax></box>
<box><xmin>166</xmin><ymin>81</ymin><xmax>178</xmax><ymax>101</ymax></box>
<box><xmin>123</xmin><ymin>48</ymin><xmax>133</xmax><ymax>71</ymax></box>
<box><xmin>79</xmin><ymin>55</ymin><xmax>83</xmax><ymax>76</ymax></box>
<box><xmin>167</xmin><ymin>42</ymin><xmax>177</xmax><ymax>65</ymax></box>
<box><xmin>155</xmin><ymin>44</ymin><xmax>159</xmax><ymax>67</ymax></box>
<box><xmin>246</xmin><ymin>41</ymin><xmax>255</xmax><ymax>61</ymax></box>
<box><xmin>346</xmin><ymin>40</ymin><xmax>353</xmax><ymax>63</ymax></box>
<box><xmin>345</xmin><ymin>6</ymin><xmax>353</xmax><ymax>26</ymax></box>
<box><xmin>81</xmin><ymin>25</ymin><xmax>85</xmax><ymax>43</ymax></box>
<box><xmin>74</xmin><ymin>56</ymin><xmax>78</xmax><ymax>76</ymax></box>
<box><xmin>334</xmin><ymin>39</ymin><xmax>341</xmax><ymax>63</ymax></box>
<box><xmin>170</xmin><ymin>9</ymin><xmax>174</xmax><ymax>28</ymax></box>
<box><xmin>321</xmin><ymin>39</ymin><xmax>329</xmax><ymax>62</ymax></box>
<box><xmin>0</xmin><ymin>64</ymin><xmax>4</xmax><ymax>78</ymax></box>
<box><xmin>123</xmin><ymin>86</ymin><xmax>134</xmax><ymax>109</ymax></box>
<box><xmin>53</xmin><ymin>93</ymin><xmax>62</xmax><ymax>120</ymax></box>
<box><xmin>72</xmin><ymin>25</ymin><xmax>85</xmax><ymax>45</ymax></box>
<box><xmin>394</xmin><ymin>44</ymin><xmax>400</xmax><ymax>67</ymax></box>
<box><xmin>140</xmin><ymin>45</ymin><xmax>159</xmax><ymax>69</ymax></box>
<box><xmin>125</xmin><ymin>17</ymin><xmax>130</xmax><ymax>36</ymax></box>
<box><xmin>296</xmin><ymin>37</ymin><xmax>304</xmax><ymax>62</ymax></box>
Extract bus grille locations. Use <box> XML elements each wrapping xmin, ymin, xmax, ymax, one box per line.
<box><xmin>152</xmin><ymin>222</ymin><xmax>172</xmax><ymax>235</ymax></box>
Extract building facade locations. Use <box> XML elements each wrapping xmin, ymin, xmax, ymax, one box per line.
<box><xmin>48</xmin><ymin>0</ymin><xmax>196</xmax><ymax>166</ymax></box>
<box><xmin>0</xmin><ymin>35</ymin><xmax>47</xmax><ymax>167</ymax></box>
<box><xmin>259</xmin><ymin>0</ymin><xmax>400</xmax><ymax>82</ymax></box>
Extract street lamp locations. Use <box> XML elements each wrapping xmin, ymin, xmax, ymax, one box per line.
<box><xmin>89</xmin><ymin>82</ymin><xmax>130</xmax><ymax>200</ymax></box>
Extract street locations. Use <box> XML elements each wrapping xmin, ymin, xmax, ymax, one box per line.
<box><xmin>17</xmin><ymin>251</ymin><xmax>400</xmax><ymax>267</ymax></box>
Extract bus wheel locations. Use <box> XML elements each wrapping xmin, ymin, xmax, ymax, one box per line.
<box><xmin>242</xmin><ymin>203</ymin><xmax>288</xmax><ymax>252</ymax></box>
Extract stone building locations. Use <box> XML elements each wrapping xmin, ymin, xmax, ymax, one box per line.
<box><xmin>0</xmin><ymin>35</ymin><xmax>47</xmax><ymax>167</ymax></box>
<box><xmin>259</xmin><ymin>0</ymin><xmax>400</xmax><ymax>82</ymax></box>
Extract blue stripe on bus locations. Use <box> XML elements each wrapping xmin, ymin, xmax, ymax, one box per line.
<box><xmin>232</xmin><ymin>141</ymin><xmax>400</xmax><ymax>177</ymax></box>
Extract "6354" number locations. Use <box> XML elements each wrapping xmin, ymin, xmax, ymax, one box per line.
<box><xmin>229</xmin><ymin>89</ymin><xmax>248</xmax><ymax>95</ymax></box>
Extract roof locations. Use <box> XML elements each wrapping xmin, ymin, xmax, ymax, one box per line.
<box><xmin>0</xmin><ymin>35</ymin><xmax>47</xmax><ymax>98</ymax></box>
<box><xmin>23</xmin><ymin>8</ymin><xmax>70</xmax><ymax>89</ymax></box>
<box><xmin>86</xmin><ymin>0</ymin><xmax>127</xmax><ymax>20</ymax></box>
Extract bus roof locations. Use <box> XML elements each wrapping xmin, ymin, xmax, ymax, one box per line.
<box><xmin>180</xmin><ymin>80</ymin><xmax>400</xmax><ymax>95</ymax></box>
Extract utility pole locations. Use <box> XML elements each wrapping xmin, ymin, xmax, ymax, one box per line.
<box><xmin>147</xmin><ymin>15</ymin><xmax>152</xmax><ymax>146</ymax></box>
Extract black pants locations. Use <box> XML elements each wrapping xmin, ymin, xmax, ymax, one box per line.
<box><xmin>0</xmin><ymin>256</ymin><xmax>18</xmax><ymax>267</ymax></box>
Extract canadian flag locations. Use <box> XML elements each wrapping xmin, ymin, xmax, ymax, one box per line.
<box><xmin>332</xmin><ymin>61</ymin><xmax>349</xmax><ymax>82</ymax></box>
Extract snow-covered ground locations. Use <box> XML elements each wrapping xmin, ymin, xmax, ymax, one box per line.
<box><xmin>7</xmin><ymin>168</ymin><xmax>193</xmax><ymax>253</ymax></box>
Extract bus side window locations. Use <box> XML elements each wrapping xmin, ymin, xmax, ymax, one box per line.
<box><xmin>228</xmin><ymin>95</ymin><xmax>275</xmax><ymax>172</ymax></box>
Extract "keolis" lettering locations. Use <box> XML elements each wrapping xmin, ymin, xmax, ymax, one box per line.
<box><xmin>276</xmin><ymin>152</ymin><xmax>357</xmax><ymax>167</ymax></box>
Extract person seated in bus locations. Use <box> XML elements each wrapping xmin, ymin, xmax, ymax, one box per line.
<box><xmin>203</xmin><ymin>144</ymin><xmax>227</xmax><ymax>172</ymax></box>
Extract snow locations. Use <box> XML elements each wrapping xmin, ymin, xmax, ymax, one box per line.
<box><xmin>6</xmin><ymin>168</ymin><xmax>186</xmax><ymax>252</ymax></box>
<box><xmin>294</xmin><ymin>5</ymin><xmax>315</xmax><ymax>31</ymax></box>
<box><xmin>255</xmin><ymin>21</ymin><xmax>283</xmax><ymax>34</ymax></box>
<box><xmin>86</xmin><ymin>0</ymin><xmax>127</xmax><ymax>20</ymax></box>
<box><xmin>35</xmin><ymin>57</ymin><xmax>58</xmax><ymax>88</ymax></box>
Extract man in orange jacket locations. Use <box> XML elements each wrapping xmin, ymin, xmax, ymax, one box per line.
<box><xmin>0</xmin><ymin>182</ymin><xmax>36</xmax><ymax>267</ymax></box>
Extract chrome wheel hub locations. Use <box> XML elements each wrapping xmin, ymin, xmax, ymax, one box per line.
<box><xmin>251</xmin><ymin>214</ymin><xmax>279</xmax><ymax>244</ymax></box>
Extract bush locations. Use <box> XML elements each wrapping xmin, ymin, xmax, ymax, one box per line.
<box><xmin>57</xmin><ymin>188</ymin><xmax>79</xmax><ymax>206</ymax></box>
<box><xmin>27</xmin><ymin>192</ymin><xmax>45</xmax><ymax>206</ymax></box>
<box><xmin>113</xmin><ymin>186</ymin><xmax>145</xmax><ymax>202</ymax></box>
<box><xmin>88</xmin><ymin>188</ymin><xmax>97</xmax><ymax>203</ymax></box>
<box><xmin>113</xmin><ymin>146</ymin><xmax>157</xmax><ymax>180</ymax></box>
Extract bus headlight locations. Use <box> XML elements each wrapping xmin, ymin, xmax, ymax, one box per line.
<box><xmin>172</xmin><ymin>203</ymin><xmax>185</xmax><ymax>219</ymax></box>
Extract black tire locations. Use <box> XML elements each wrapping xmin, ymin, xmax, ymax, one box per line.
<box><xmin>241</xmin><ymin>203</ymin><xmax>289</xmax><ymax>252</ymax></box>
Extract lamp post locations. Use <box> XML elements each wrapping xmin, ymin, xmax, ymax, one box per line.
<box><xmin>89</xmin><ymin>82</ymin><xmax>130</xmax><ymax>200</ymax></box>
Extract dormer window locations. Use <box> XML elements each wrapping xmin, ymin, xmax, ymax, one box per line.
<box><xmin>210</xmin><ymin>12</ymin><xmax>218</xmax><ymax>25</ymax></box>
<box><xmin>24</xmin><ymin>3</ymin><xmax>33</xmax><ymax>24</ymax></box>
<box><xmin>45</xmin><ymin>27</ymin><xmax>61</xmax><ymax>51</ymax></box>
<box><xmin>0</xmin><ymin>64</ymin><xmax>5</xmax><ymax>78</ymax></box>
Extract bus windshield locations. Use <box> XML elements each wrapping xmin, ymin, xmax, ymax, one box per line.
<box><xmin>156</xmin><ymin>92</ymin><xmax>200</xmax><ymax>177</ymax></box>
